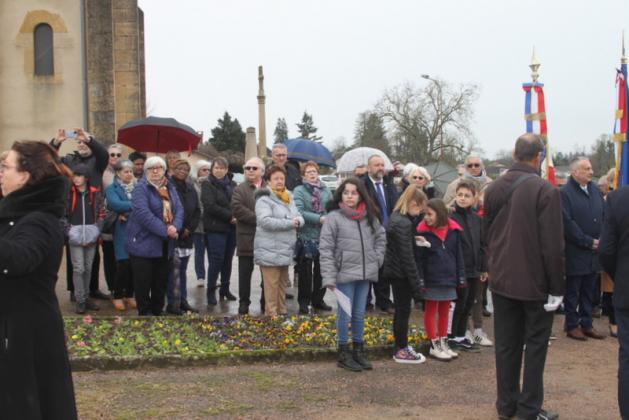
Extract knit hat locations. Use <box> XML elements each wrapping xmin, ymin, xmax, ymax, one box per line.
<box><xmin>71</xmin><ymin>163</ymin><xmax>89</xmax><ymax>176</ymax></box>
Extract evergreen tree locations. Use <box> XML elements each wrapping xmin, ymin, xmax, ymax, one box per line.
<box><xmin>208</xmin><ymin>111</ymin><xmax>246</xmax><ymax>152</ymax></box>
<box><xmin>273</xmin><ymin>118</ymin><xmax>289</xmax><ymax>143</ymax></box>
<box><xmin>296</xmin><ymin>111</ymin><xmax>321</xmax><ymax>141</ymax></box>
<box><xmin>353</xmin><ymin>111</ymin><xmax>390</xmax><ymax>155</ymax></box>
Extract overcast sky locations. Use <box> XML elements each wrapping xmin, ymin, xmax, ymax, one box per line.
<box><xmin>138</xmin><ymin>0</ymin><xmax>628</xmax><ymax>159</ymax></box>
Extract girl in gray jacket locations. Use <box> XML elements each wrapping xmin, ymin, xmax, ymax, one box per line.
<box><xmin>320</xmin><ymin>178</ymin><xmax>386</xmax><ymax>372</ymax></box>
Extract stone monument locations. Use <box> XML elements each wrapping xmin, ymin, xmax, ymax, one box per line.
<box><xmin>257</xmin><ymin>66</ymin><xmax>267</xmax><ymax>159</ymax></box>
<box><xmin>245</xmin><ymin>127</ymin><xmax>258</xmax><ymax>161</ymax></box>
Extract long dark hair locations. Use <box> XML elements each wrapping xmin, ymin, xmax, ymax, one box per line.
<box><xmin>326</xmin><ymin>177</ymin><xmax>380</xmax><ymax>231</ymax></box>
<box><xmin>426</xmin><ymin>198</ymin><xmax>449</xmax><ymax>227</ymax></box>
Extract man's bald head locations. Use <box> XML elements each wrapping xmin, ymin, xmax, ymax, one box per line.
<box><xmin>514</xmin><ymin>133</ymin><xmax>544</xmax><ymax>162</ymax></box>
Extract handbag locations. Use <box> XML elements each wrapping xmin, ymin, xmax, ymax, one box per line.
<box><xmin>68</xmin><ymin>224</ymin><xmax>101</xmax><ymax>246</ymax></box>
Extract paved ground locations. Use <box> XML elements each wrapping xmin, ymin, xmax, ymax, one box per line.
<box><xmin>56</xmin><ymin>251</ymin><xmax>315</xmax><ymax>317</ymax></box>
<box><xmin>73</xmin><ymin>315</ymin><xmax>619</xmax><ymax>419</ymax></box>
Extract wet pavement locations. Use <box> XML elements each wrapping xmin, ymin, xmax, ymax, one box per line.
<box><xmin>55</xmin><ymin>251</ymin><xmax>338</xmax><ymax>317</ymax></box>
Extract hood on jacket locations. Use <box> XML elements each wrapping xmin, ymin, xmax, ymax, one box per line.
<box><xmin>417</xmin><ymin>218</ymin><xmax>462</xmax><ymax>242</ymax></box>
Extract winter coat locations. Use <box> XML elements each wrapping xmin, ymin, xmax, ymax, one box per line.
<box><xmin>600</xmin><ymin>186</ymin><xmax>629</xmax><ymax>310</ymax></box>
<box><xmin>319</xmin><ymin>209</ymin><xmax>386</xmax><ymax>287</ymax></box>
<box><xmin>443</xmin><ymin>174</ymin><xmax>493</xmax><ymax>207</ymax></box>
<box><xmin>253</xmin><ymin>188</ymin><xmax>304</xmax><ymax>267</ymax></box>
<box><xmin>483</xmin><ymin>162</ymin><xmax>565</xmax><ymax>301</ymax></box>
<box><xmin>125</xmin><ymin>178</ymin><xmax>184</xmax><ymax>259</ymax></box>
<box><xmin>450</xmin><ymin>203</ymin><xmax>487</xmax><ymax>278</ymax></box>
<box><xmin>382</xmin><ymin>211</ymin><xmax>421</xmax><ymax>291</ymax></box>
<box><xmin>267</xmin><ymin>162</ymin><xmax>302</xmax><ymax>191</ymax></box>
<box><xmin>66</xmin><ymin>184</ymin><xmax>105</xmax><ymax>230</ymax></box>
<box><xmin>359</xmin><ymin>173</ymin><xmax>399</xmax><ymax>224</ymax></box>
<box><xmin>414</xmin><ymin>219</ymin><xmax>466</xmax><ymax>289</ymax></box>
<box><xmin>201</xmin><ymin>175</ymin><xmax>236</xmax><ymax>234</ymax></box>
<box><xmin>172</xmin><ymin>178</ymin><xmax>201</xmax><ymax>249</ymax></box>
<box><xmin>231</xmin><ymin>180</ymin><xmax>264</xmax><ymax>257</ymax></box>
<box><xmin>293</xmin><ymin>182</ymin><xmax>332</xmax><ymax>242</ymax></box>
<box><xmin>0</xmin><ymin>176</ymin><xmax>77</xmax><ymax>419</ymax></box>
<box><xmin>560</xmin><ymin>176</ymin><xmax>605</xmax><ymax>275</ymax></box>
<box><xmin>105</xmin><ymin>178</ymin><xmax>134</xmax><ymax>261</ymax></box>
<box><xmin>50</xmin><ymin>137</ymin><xmax>108</xmax><ymax>189</ymax></box>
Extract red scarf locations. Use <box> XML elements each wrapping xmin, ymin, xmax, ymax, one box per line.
<box><xmin>339</xmin><ymin>201</ymin><xmax>367</xmax><ymax>220</ymax></box>
<box><xmin>417</xmin><ymin>218</ymin><xmax>462</xmax><ymax>242</ymax></box>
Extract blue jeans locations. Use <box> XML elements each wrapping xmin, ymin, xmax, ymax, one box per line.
<box><xmin>167</xmin><ymin>254</ymin><xmax>190</xmax><ymax>305</ymax></box>
<box><xmin>617</xmin><ymin>307</ymin><xmax>629</xmax><ymax>420</ymax></box>
<box><xmin>206</xmin><ymin>230</ymin><xmax>236</xmax><ymax>296</ymax></box>
<box><xmin>336</xmin><ymin>280</ymin><xmax>370</xmax><ymax>345</ymax></box>
<box><xmin>192</xmin><ymin>232</ymin><xmax>207</xmax><ymax>280</ymax></box>
<box><xmin>565</xmin><ymin>273</ymin><xmax>597</xmax><ymax>331</ymax></box>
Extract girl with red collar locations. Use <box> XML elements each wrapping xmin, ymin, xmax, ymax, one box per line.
<box><xmin>415</xmin><ymin>198</ymin><xmax>466</xmax><ymax>361</ymax></box>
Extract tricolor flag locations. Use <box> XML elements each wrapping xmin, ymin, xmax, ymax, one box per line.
<box><xmin>613</xmin><ymin>45</ymin><xmax>629</xmax><ymax>188</ymax></box>
<box><xmin>523</xmin><ymin>82</ymin><xmax>556</xmax><ymax>185</ymax></box>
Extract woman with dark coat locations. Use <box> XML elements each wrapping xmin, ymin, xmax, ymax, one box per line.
<box><xmin>125</xmin><ymin>156</ymin><xmax>183</xmax><ymax>316</ymax></box>
<box><xmin>0</xmin><ymin>141</ymin><xmax>77</xmax><ymax>419</ymax></box>
<box><xmin>166</xmin><ymin>159</ymin><xmax>201</xmax><ymax>314</ymax></box>
<box><xmin>401</xmin><ymin>163</ymin><xmax>440</xmax><ymax>199</ymax></box>
<box><xmin>201</xmin><ymin>157</ymin><xmax>238</xmax><ymax>305</ymax></box>
<box><xmin>382</xmin><ymin>185</ymin><xmax>428</xmax><ymax>364</ymax></box>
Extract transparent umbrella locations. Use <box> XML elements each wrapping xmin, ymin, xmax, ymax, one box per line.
<box><xmin>336</xmin><ymin>147</ymin><xmax>394</xmax><ymax>173</ymax></box>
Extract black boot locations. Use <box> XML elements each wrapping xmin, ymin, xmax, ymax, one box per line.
<box><xmin>166</xmin><ymin>304</ymin><xmax>183</xmax><ymax>316</ymax></box>
<box><xmin>337</xmin><ymin>344</ymin><xmax>362</xmax><ymax>372</ymax></box>
<box><xmin>238</xmin><ymin>302</ymin><xmax>249</xmax><ymax>315</ymax></box>
<box><xmin>180</xmin><ymin>300</ymin><xmax>198</xmax><ymax>313</ymax></box>
<box><xmin>352</xmin><ymin>342</ymin><xmax>372</xmax><ymax>370</ymax></box>
<box><xmin>207</xmin><ymin>289</ymin><xmax>217</xmax><ymax>306</ymax></box>
<box><xmin>298</xmin><ymin>303</ymin><xmax>309</xmax><ymax>314</ymax></box>
<box><xmin>220</xmin><ymin>290</ymin><xmax>237</xmax><ymax>301</ymax></box>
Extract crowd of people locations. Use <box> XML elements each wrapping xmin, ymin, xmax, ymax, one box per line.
<box><xmin>1</xmin><ymin>130</ymin><xmax>628</xmax><ymax>420</ymax></box>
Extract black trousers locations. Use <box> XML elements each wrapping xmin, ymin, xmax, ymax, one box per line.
<box><xmin>617</xmin><ymin>307</ymin><xmax>629</xmax><ymax>420</ymax></box>
<box><xmin>238</xmin><ymin>256</ymin><xmax>264</xmax><ymax>307</ymax></box>
<box><xmin>368</xmin><ymin>267</ymin><xmax>393</xmax><ymax>309</ymax></box>
<box><xmin>113</xmin><ymin>259</ymin><xmax>134</xmax><ymax>299</ymax></box>
<box><xmin>493</xmin><ymin>293</ymin><xmax>553</xmax><ymax>420</ymax></box>
<box><xmin>451</xmin><ymin>277</ymin><xmax>479</xmax><ymax>338</ymax></box>
<box><xmin>101</xmin><ymin>240</ymin><xmax>116</xmax><ymax>291</ymax></box>
<box><xmin>130</xmin><ymin>254</ymin><xmax>170</xmax><ymax>316</ymax></box>
<box><xmin>297</xmin><ymin>257</ymin><xmax>325</xmax><ymax>307</ymax></box>
<box><xmin>391</xmin><ymin>277</ymin><xmax>413</xmax><ymax>349</ymax></box>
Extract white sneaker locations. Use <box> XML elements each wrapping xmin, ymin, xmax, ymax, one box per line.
<box><xmin>429</xmin><ymin>339</ymin><xmax>452</xmax><ymax>361</ymax></box>
<box><xmin>473</xmin><ymin>329</ymin><xmax>493</xmax><ymax>347</ymax></box>
<box><xmin>440</xmin><ymin>337</ymin><xmax>458</xmax><ymax>358</ymax></box>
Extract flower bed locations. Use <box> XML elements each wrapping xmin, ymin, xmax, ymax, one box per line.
<box><xmin>65</xmin><ymin>314</ymin><xmax>427</xmax><ymax>370</ymax></box>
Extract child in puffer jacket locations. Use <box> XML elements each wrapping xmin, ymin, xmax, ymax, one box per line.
<box><xmin>414</xmin><ymin>198</ymin><xmax>465</xmax><ymax>362</ymax></box>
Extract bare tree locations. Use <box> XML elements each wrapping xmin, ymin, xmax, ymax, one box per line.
<box><xmin>375</xmin><ymin>79</ymin><xmax>479</xmax><ymax>164</ymax></box>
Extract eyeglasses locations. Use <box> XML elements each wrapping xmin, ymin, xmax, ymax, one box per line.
<box><xmin>0</xmin><ymin>163</ymin><xmax>17</xmax><ymax>172</ymax></box>
<box><xmin>304</xmin><ymin>170</ymin><xmax>318</xmax><ymax>174</ymax></box>
<box><xmin>273</xmin><ymin>154</ymin><xmax>287</xmax><ymax>158</ymax></box>
<box><xmin>199</xmin><ymin>168</ymin><xmax>210</xmax><ymax>172</ymax></box>
<box><xmin>110</xmin><ymin>153</ymin><xmax>122</xmax><ymax>158</ymax></box>
<box><xmin>146</xmin><ymin>166</ymin><xmax>163</xmax><ymax>171</ymax></box>
<box><xmin>244</xmin><ymin>166</ymin><xmax>259</xmax><ymax>171</ymax></box>
<box><xmin>412</xmin><ymin>176</ymin><xmax>425</xmax><ymax>180</ymax></box>
<box><xmin>467</xmin><ymin>163</ymin><xmax>481</xmax><ymax>168</ymax></box>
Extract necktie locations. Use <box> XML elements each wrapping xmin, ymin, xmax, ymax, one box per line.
<box><xmin>375</xmin><ymin>182</ymin><xmax>388</xmax><ymax>225</ymax></box>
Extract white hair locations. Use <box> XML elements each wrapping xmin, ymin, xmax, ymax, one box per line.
<box><xmin>272</xmin><ymin>143</ymin><xmax>287</xmax><ymax>151</ymax></box>
<box><xmin>464</xmin><ymin>154</ymin><xmax>484</xmax><ymax>166</ymax></box>
<box><xmin>245</xmin><ymin>157</ymin><xmax>265</xmax><ymax>175</ymax></box>
<box><xmin>108</xmin><ymin>143</ymin><xmax>122</xmax><ymax>152</ymax></box>
<box><xmin>143</xmin><ymin>156</ymin><xmax>167</xmax><ymax>172</ymax></box>
<box><xmin>570</xmin><ymin>156</ymin><xmax>590</xmax><ymax>173</ymax></box>
<box><xmin>191</xmin><ymin>159</ymin><xmax>212</xmax><ymax>180</ymax></box>
<box><xmin>403</xmin><ymin>163</ymin><xmax>431</xmax><ymax>182</ymax></box>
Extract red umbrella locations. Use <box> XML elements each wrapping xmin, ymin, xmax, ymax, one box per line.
<box><xmin>117</xmin><ymin>116</ymin><xmax>202</xmax><ymax>154</ymax></box>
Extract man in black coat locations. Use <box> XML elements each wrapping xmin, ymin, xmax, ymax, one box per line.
<box><xmin>484</xmin><ymin>133</ymin><xmax>564</xmax><ymax>420</ymax></box>
<box><xmin>359</xmin><ymin>154</ymin><xmax>399</xmax><ymax>313</ymax></box>
<box><xmin>599</xmin><ymin>185</ymin><xmax>629</xmax><ymax>420</ymax></box>
<box><xmin>560</xmin><ymin>157</ymin><xmax>606</xmax><ymax>340</ymax></box>
<box><xmin>269</xmin><ymin>143</ymin><xmax>302</xmax><ymax>191</ymax></box>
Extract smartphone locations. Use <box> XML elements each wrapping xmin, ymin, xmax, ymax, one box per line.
<box><xmin>65</xmin><ymin>130</ymin><xmax>77</xmax><ymax>138</ymax></box>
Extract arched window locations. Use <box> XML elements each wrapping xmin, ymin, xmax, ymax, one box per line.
<box><xmin>34</xmin><ymin>23</ymin><xmax>54</xmax><ymax>75</ymax></box>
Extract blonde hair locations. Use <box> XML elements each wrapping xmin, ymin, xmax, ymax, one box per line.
<box><xmin>393</xmin><ymin>185</ymin><xmax>428</xmax><ymax>215</ymax></box>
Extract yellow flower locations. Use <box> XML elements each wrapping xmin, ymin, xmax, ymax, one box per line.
<box><xmin>71</xmin><ymin>335</ymin><xmax>78</xmax><ymax>340</ymax></box>
<box><xmin>175</xmin><ymin>339</ymin><xmax>182</xmax><ymax>346</ymax></box>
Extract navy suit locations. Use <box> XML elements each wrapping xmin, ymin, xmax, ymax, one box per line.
<box><xmin>360</xmin><ymin>173</ymin><xmax>399</xmax><ymax>310</ymax></box>
<box><xmin>599</xmin><ymin>185</ymin><xmax>629</xmax><ymax>419</ymax></box>
<box><xmin>560</xmin><ymin>176</ymin><xmax>604</xmax><ymax>331</ymax></box>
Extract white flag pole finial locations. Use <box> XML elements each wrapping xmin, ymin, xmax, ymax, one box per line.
<box><xmin>530</xmin><ymin>46</ymin><xmax>541</xmax><ymax>83</ymax></box>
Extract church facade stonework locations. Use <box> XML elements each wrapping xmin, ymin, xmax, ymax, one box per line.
<box><xmin>0</xmin><ymin>0</ymin><xmax>146</xmax><ymax>152</ymax></box>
